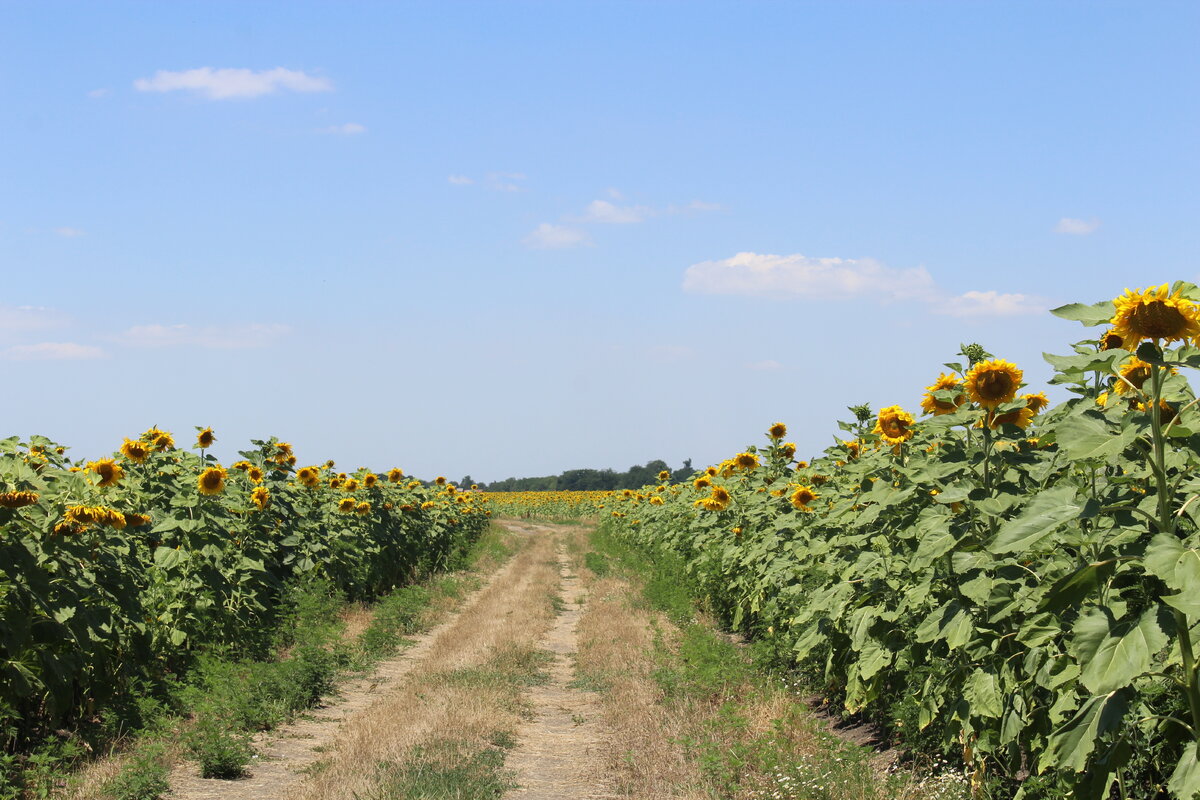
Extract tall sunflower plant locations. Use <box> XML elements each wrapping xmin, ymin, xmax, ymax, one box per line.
<box><xmin>602</xmin><ymin>283</ymin><xmax>1200</xmax><ymax>799</ymax></box>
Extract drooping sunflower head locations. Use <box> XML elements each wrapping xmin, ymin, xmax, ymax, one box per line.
<box><xmin>88</xmin><ymin>458</ymin><xmax>124</xmax><ymax>488</ymax></box>
<box><xmin>872</xmin><ymin>406</ymin><xmax>916</xmax><ymax>445</ymax></box>
<box><xmin>250</xmin><ymin>486</ymin><xmax>270</xmax><ymax>511</ymax></box>
<box><xmin>247</xmin><ymin>466</ymin><xmax>265</xmax><ymax>484</ymax></box>
<box><xmin>388</xmin><ymin>468</ymin><xmax>404</xmax><ymax>483</ymax></box>
<box><xmin>344</xmin><ymin>478</ymin><xmax>360</xmax><ymax>492</ymax></box>
<box><xmin>844</xmin><ymin>439</ymin><xmax>862</xmax><ymax>459</ymax></box>
<box><xmin>790</xmin><ymin>485</ymin><xmax>818</xmax><ymax>511</ymax></box>
<box><xmin>275</xmin><ymin>442</ymin><xmax>294</xmax><ymax>459</ymax></box>
<box><xmin>1023</xmin><ymin>392</ymin><xmax>1050</xmax><ymax>415</ymax></box>
<box><xmin>329</xmin><ymin>477</ymin><xmax>342</xmax><ymax>488</ymax></box>
<box><xmin>1110</xmin><ymin>284</ymin><xmax>1200</xmax><ymax>346</ymax></box>
<box><xmin>338</xmin><ymin>497</ymin><xmax>356</xmax><ymax>513</ymax></box>
<box><xmin>650</xmin><ymin>495</ymin><xmax>665</xmax><ymax>505</ymax></box>
<box><xmin>1114</xmin><ymin>357</ymin><xmax>1156</xmax><ymax>395</ymax></box>
<box><xmin>693</xmin><ymin>475</ymin><xmax>712</xmax><ymax>489</ymax></box>
<box><xmin>120</xmin><ymin>438</ymin><xmax>150</xmax><ymax>464</ymax></box>
<box><xmin>197</xmin><ymin>466</ymin><xmax>228</xmax><ymax>496</ymax></box>
<box><xmin>232</xmin><ymin>460</ymin><xmax>251</xmax><ymax>471</ymax></box>
<box><xmin>1138</xmin><ymin>398</ymin><xmax>1179</xmax><ymax>424</ymax></box>
<box><xmin>196</xmin><ymin>427</ymin><xmax>216</xmax><ymax>449</ymax></box>
<box><xmin>364</xmin><ymin>473</ymin><xmax>378</xmax><ymax>487</ymax></box>
<box><xmin>988</xmin><ymin>407</ymin><xmax>1035</xmax><ymax>430</ymax></box>
<box><xmin>767</xmin><ymin>422</ymin><xmax>787</xmax><ymax>440</ymax></box>
<box><xmin>734</xmin><ymin>452</ymin><xmax>759</xmax><ymax>470</ymax></box>
<box><xmin>0</xmin><ymin>490</ymin><xmax>39</xmax><ymax>509</ymax></box>
<box><xmin>153</xmin><ymin>432</ymin><xmax>175</xmax><ymax>451</ymax></box>
<box><xmin>356</xmin><ymin>501</ymin><xmax>371</xmax><ymax>515</ymax></box>
<box><xmin>1099</xmin><ymin>330</ymin><xmax>1125</xmax><ymax>351</ymax></box>
<box><xmin>920</xmin><ymin>373</ymin><xmax>967</xmax><ymax>416</ymax></box>
<box><xmin>965</xmin><ymin>360</ymin><xmax>1023</xmax><ymax>410</ymax></box>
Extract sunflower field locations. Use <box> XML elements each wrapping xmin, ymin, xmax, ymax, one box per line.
<box><xmin>0</xmin><ymin>430</ymin><xmax>489</xmax><ymax>756</ymax></box>
<box><xmin>603</xmin><ymin>283</ymin><xmax>1200</xmax><ymax>799</ymax></box>
<box><xmin>481</xmin><ymin>489</ymin><xmax>611</xmax><ymax>519</ymax></box>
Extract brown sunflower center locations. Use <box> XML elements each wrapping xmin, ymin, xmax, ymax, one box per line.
<box><xmin>977</xmin><ymin>371</ymin><xmax>1015</xmax><ymax>401</ymax></box>
<box><xmin>1129</xmin><ymin>301</ymin><xmax>1188</xmax><ymax>339</ymax></box>
<box><xmin>201</xmin><ymin>472</ymin><xmax>222</xmax><ymax>490</ymax></box>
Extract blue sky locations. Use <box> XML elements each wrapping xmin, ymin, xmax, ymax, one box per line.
<box><xmin>2</xmin><ymin>1</ymin><xmax>1197</xmax><ymax>482</ymax></box>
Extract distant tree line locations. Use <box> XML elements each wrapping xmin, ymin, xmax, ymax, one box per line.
<box><xmin>476</xmin><ymin>458</ymin><xmax>693</xmax><ymax>492</ymax></box>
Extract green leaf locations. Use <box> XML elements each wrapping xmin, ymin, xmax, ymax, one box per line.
<box><xmin>989</xmin><ymin>486</ymin><xmax>1082</xmax><ymax>554</ymax></box>
<box><xmin>1079</xmin><ymin>608</ymin><xmax>1168</xmax><ymax>694</ymax></box>
<box><xmin>1041</xmin><ymin>689</ymin><xmax>1130</xmax><ymax>773</ymax></box>
<box><xmin>1050</xmin><ymin>300</ymin><xmax>1116</xmax><ymax>326</ymax></box>
<box><xmin>1170</xmin><ymin>743</ymin><xmax>1200</xmax><ymax>800</ymax></box>
<box><xmin>1041</xmin><ymin>561</ymin><xmax>1117</xmax><ymax>613</ymax></box>
<box><xmin>1145</xmin><ymin>533</ymin><xmax>1200</xmax><ymax>593</ymax></box>
<box><xmin>153</xmin><ymin>546</ymin><xmax>187</xmax><ymax>570</ymax></box>
<box><xmin>1055</xmin><ymin>412</ymin><xmax>1135</xmax><ymax>462</ymax></box>
<box><xmin>1162</xmin><ymin>592</ymin><xmax>1200</xmax><ymax>619</ymax></box>
<box><xmin>914</xmin><ymin>601</ymin><xmax>974</xmax><ymax>650</ymax></box>
<box><xmin>168</xmin><ymin>628</ymin><xmax>187</xmax><ymax>646</ymax></box>
<box><xmin>966</xmin><ymin>667</ymin><xmax>1003</xmax><ymax>719</ymax></box>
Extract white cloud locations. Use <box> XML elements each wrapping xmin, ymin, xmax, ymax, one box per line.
<box><xmin>87</xmin><ymin>88</ymin><xmax>110</xmax><ymax>98</ymax></box>
<box><xmin>686</xmin><ymin>200</ymin><xmax>722</xmax><ymax>212</ymax></box>
<box><xmin>523</xmin><ymin>224</ymin><xmax>592</xmax><ymax>250</ymax></box>
<box><xmin>320</xmin><ymin>122</ymin><xmax>365</xmax><ymax>135</ymax></box>
<box><xmin>114</xmin><ymin>322</ymin><xmax>290</xmax><ymax>348</ymax></box>
<box><xmin>0</xmin><ymin>305</ymin><xmax>68</xmax><ymax>332</ymax></box>
<box><xmin>1054</xmin><ymin>217</ymin><xmax>1100</xmax><ymax>235</ymax></box>
<box><xmin>54</xmin><ymin>227</ymin><xmax>85</xmax><ymax>238</ymax></box>
<box><xmin>448</xmin><ymin>175</ymin><xmax>474</xmax><ymax>185</ymax></box>
<box><xmin>486</xmin><ymin>172</ymin><xmax>527</xmax><ymax>192</ymax></box>
<box><xmin>683</xmin><ymin>252</ymin><xmax>938</xmax><ymax>302</ymax></box>
<box><xmin>682</xmin><ymin>251</ymin><xmax>1047</xmax><ymax>317</ymax></box>
<box><xmin>2</xmin><ymin>342</ymin><xmax>105</xmax><ymax>361</ymax></box>
<box><xmin>133</xmin><ymin>67</ymin><xmax>332</xmax><ymax>100</ymax></box>
<box><xmin>747</xmin><ymin>360</ymin><xmax>783</xmax><ymax>371</ymax></box>
<box><xmin>577</xmin><ymin>199</ymin><xmax>652</xmax><ymax>224</ymax></box>
<box><xmin>934</xmin><ymin>290</ymin><xmax>1047</xmax><ymax>317</ymax></box>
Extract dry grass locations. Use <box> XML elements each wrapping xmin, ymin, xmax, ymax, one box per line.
<box><xmin>295</xmin><ymin>529</ymin><xmax>563</xmax><ymax>800</ymax></box>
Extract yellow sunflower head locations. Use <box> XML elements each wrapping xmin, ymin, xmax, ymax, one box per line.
<box><xmin>0</xmin><ymin>490</ymin><xmax>39</xmax><ymax>509</ymax></box>
<box><xmin>153</xmin><ymin>432</ymin><xmax>175</xmax><ymax>451</ymax></box>
<box><xmin>1023</xmin><ymin>392</ymin><xmax>1050</xmax><ymax>415</ymax></box>
<box><xmin>873</xmin><ymin>406</ymin><xmax>916</xmax><ymax>445</ymax></box>
<box><xmin>1099</xmin><ymin>330</ymin><xmax>1125</xmax><ymax>351</ymax></box>
<box><xmin>435</xmin><ymin>476</ymin><xmax>447</xmax><ymax>486</ymax></box>
<box><xmin>356</xmin><ymin>501</ymin><xmax>371</xmax><ymax>515</ymax></box>
<box><xmin>1138</xmin><ymin>398</ymin><xmax>1179</xmax><ymax>424</ymax></box>
<box><xmin>343</xmin><ymin>478</ymin><xmax>360</xmax><ymax>492</ymax></box>
<box><xmin>1110</xmin><ymin>284</ymin><xmax>1200</xmax><ymax>346</ymax></box>
<box><xmin>196</xmin><ymin>427</ymin><xmax>216</xmax><ymax>449</ymax></box>
<box><xmin>120</xmin><ymin>438</ymin><xmax>150</xmax><ymax>464</ymax></box>
<box><xmin>920</xmin><ymin>373</ymin><xmax>967</xmax><ymax>416</ymax></box>
<box><xmin>988</xmin><ymin>407</ymin><xmax>1035</xmax><ymax>430</ymax></box>
<box><xmin>88</xmin><ymin>458</ymin><xmax>124</xmax><ymax>488</ymax></box>
<box><xmin>658</xmin><ymin>470</ymin><xmax>671</xmax><ymax>482</ymax></box>
<box><xmin>338</xmin><ymin>497</ymin><xmax>356</xmax><ymax>513</ymax></box>
<box><xmin>710</xmin><ymin>486</ymin><xmax>732</xmax><ymax>508</ymax></box>
<box><xmin>1114</xmin><ymin>357</ymin><xmax>1163</xmax><ymax>395</ymax></box>
<box><xmin>297</xmin><ymin>466</ymin><xmax>321</xmax><ymax>488</ymax></box>
<box><xmin>364</xmin><ymin>473</ymin><xmax>378</xmax><ymax>487</ymax></box>
<box><xmin>250</xmin><ymin>486</ymin><xmax>270</xmax><ymax>511</ymax></box>
<box><xmin>767</xmin><ymin>422</ymin><xmax>787</xmax><ymax>440</ymax></box>
<box><xmin>965</xmin><ymin>359</ymin><xmax>1023</xmax><ymax>410</ymax></box>
<box><xmin>388</xmin><ymin>468</ymin><xmax>404</xmax><ymax>483</ymax></box>
<box><xmin>844</xmin><ymin>439</ymin><xmax>862</xmax><ymax>459</ymax></box>
<box><xmin>197</xmin><ymin>465</ymin><xmax>227</xmax><ymax>496</ymax></box>
<box><xmin>733</xmin><ymin>452</ymin><xmax>759</xmax><ymax>470</ymax></box>
<box><xmin>705</xmin><ymin>466</ymin><xmax>718</xmax><ymax>477</ymax></box>
<box><xmin>693</xmin><ymin>475</ymin><xmax>712</xmax><ymax>489</ymax></box>
<box><xmin>790</xmin><ymin>485</ymin><xmax>818</xmax><ymax>511</ymax></box>
<box><xmin>779</xmin><ymin>442</ymin><xmax>797</xmax><ymax>460</ymax></box>
<box><xmin>246</xmin><ymin>465</ymin><xmax>265</xmax><ymax>484</ymax></box>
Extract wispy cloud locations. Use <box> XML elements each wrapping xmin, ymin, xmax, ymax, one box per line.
<box><xmin>486</xmin><ymin>172</ymin><xmax>527</xmax><ymax>192</ymax></box>
<box><xmin>523</xmin><ymin>224</ymin><xmax>592</xmax><ymax>250</ymax></box>
<box><xmin>1054</xmin><ymin>217</ymin><xmax>1100</xmax><ymax>235</ymax></box>
<box><xmin>682</xmin><ymin>252</ymin><xmax>1046</xmax><ymax>317</ymax></box>
<box><xmin>683</xmin><ymin>200</ymin><xmax>722</xmax><ymax>213</ymax></box>
<box><xmin>87</xmin><ymin>88</ymin><xmax>110</xmax><ymax>99</ymax></box>
<box><xmin>576</xmin><ymin>199</ymin><xmax>652</xmax><ymax>224</ymax></box>
<box><xmin>54</xmin><ymin>227</ymin><xmax>85</xmax><ymax>238</ymax></box>
<box><xmin>134</xmin><ymin>67</ymin><xmax>333</xmax><ymax>100</ymax></box>
<box><xmin>320</xmin><ymin>122</ymin><xmax>365</xmax><ymax>135</ymax></box>
<box><xmin>448</xmin><ymin>175</ymin><xmax>474</xmax><ymax>185</ymax></box>
<box><xmin>2</xmin><ymin>342</ymin><xmax>106</xmax><ymax>361</ymax></box>
<box><xmin>0</xmin><ymin>305</ymin><xmax>69</xmax><ymax>332</ymax></box>
<box><xmin>113</xmin><ymin>322</ymin><xmax>290</xmax><ymax>348</ymax></box>
<box><xmin>747</xmin><ymin>359</ymin><xmax>783</xmax><ymax>371</ymax></box>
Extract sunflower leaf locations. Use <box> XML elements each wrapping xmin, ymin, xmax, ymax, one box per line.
<box><xmin>1051</xmin><ymin>301</ymin><xmax>1116</xmax><ymax>326</ymax></box>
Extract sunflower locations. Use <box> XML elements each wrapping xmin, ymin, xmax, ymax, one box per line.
<box><xmin>768</xmin><ymin>422</ymin><xmax>787</xmax><ymax>440</ymax></box>
<box><xmin>1023</xmin><ymin>393</ymin><xmax>1050</xmax><ymax>415</ymax></box>
<box><xmin>693</xmin><ymin>476</ymin><xmax>712</xmax><ymax>489</ymax></box>
<box><xmin>710</xmin><ymin>486</ymin><xmax>732</xmax><ymax>509</ymax></box>
<box><xmin>356</xmin><ymin>501</ymin><xmax>371</xmax><ymax>515</ymax></box>
<box><xmin>364</xmin><ymin>473</ymin><xmax>378</xmax><ymax>487</ymax></box>
<box><xmin>920</xmin><ymin>373</ymin><xmax>967</xmax><ymax>416</ymax></box>
<box><xmin>338</xmin><ymin>497</ymin><xmax>356</xmax><ymax>513</ymax></box>
<box><xmin>232</xmin><ymin>460</ymin><xmax>251</xmax><ymax>471</ymax></box>
<box><xmin>873</xmin><ymin>406</ymin><xmax>916</xmax><ymax>445</ymax></box>
<box><xmin>249</xmin><ymin>486</ymin><xmax>270</xmax><ymax>511</ymax></box>
<box><xmin>1097</xmin><ymin>392</ymin><xmax>1110</xmax><ymax>408</ymax></box>
<box><xmin>275</xmin><ymin>442</ymin><xmax>294</xmax><ymax>458</ymax></box>
<box><xmin>779</xmin><ymin>442</ymin><xmax>797</xmax><ymax>460</ymax></box>
<box><xmin>435</xmin><ymin>476</ymin><xmax>447</xmax><ymax>486</ymax></box>
<box><xmin>88</xmin><ymin>458</ymin><xmax>124</xmax><ymax>488</ymax></box>
<box><xmin>988</xmin><ymin>407</ymin><xmax>1035</xmax><ymax>430</ymax></box>
<box><xmin>790</xmin><ymin>485</ymin><xmax>818</xmax><ymax>511</ymax></box>
<box><xmin>153</xmin><ymin>432</ymin><xmax>175</xmax><ymax>451</ymax></box>
<box><xmin>1138</xmin><ymin>398</ymin><xmax>1179</xmax><ymax>424</ymax></box>
<box><xmin>1099</xmin><ymin>330</ymin><xmax>1125</xmax><ymax>351</ymax></box>
<box><xmin>734</xmin><ymin>452</ymin><xmax>759</xmax><ymax>470</ymax></box>
<box><xmin>650</xmin><ymin>495</ymin><xmax>665</xmax><ymax>505</ymax></box>
<box><xmin>341</xmin><ymin>478</ymin><xmax>358</xmax><ymax>492</ymax></box>
<box><xmin>329</xmin><ymin>477</ymin><xmax>342</xmax><ymax>488</ymax></box>
<box><xmin>658</xmin><ymin>470</ymin><xmax>670</xmax><ymax>482</ymax></box>
<box><xmin>844</xmin><ymin>439</ymin><xmax>862</xmax><ymax>459</ymax></box>
<box><xmin>120</xmin><ymin>438</ymin><xmax>150</xmax><ymax>464</ymax></box>
<box><xmin>388</xmin><ymin>468</ymin><xmax>404</xmax><ymax>483</ymax></box>
<box><xmin>196</xmin><ymin>427</ymin><xmax>216</xmax><ymax>449</ymax></box>
<box><xmin>241</xmin><ymin>465</ymin><xmax>263</xmax><ymax>484</ymax></box>
<box><xmin>420</xmin><ymin>500</ymin><xmax>436</xmax><ymax>510</ymax></box>
<box><xmin>297</xmin><ymin>466</ymin><xmax>321</xmax><ymax>488</ymax></box>
<box><xmin>1110</xmin><ymin>284</ymin><xmax>1200</xmax><ymax>346</ymax></box>
<box><xmin>197</xmin><ymin>466</ymin><xmax>228</xmax><ymax>496</ymax></box>
<box><xmin>125</xmin><ymin>512</ymin><xmax>151</xmax><ymax>527</ymax></box>
<box><xmin>965</xmin><ymin>360</ymin><xmax>1023</xmax><ymax>410</ymax></box>
<box><xmin>0</xmin><ymin>490</ymin><xmax>38</xmax><ymax>509</ymax></box>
